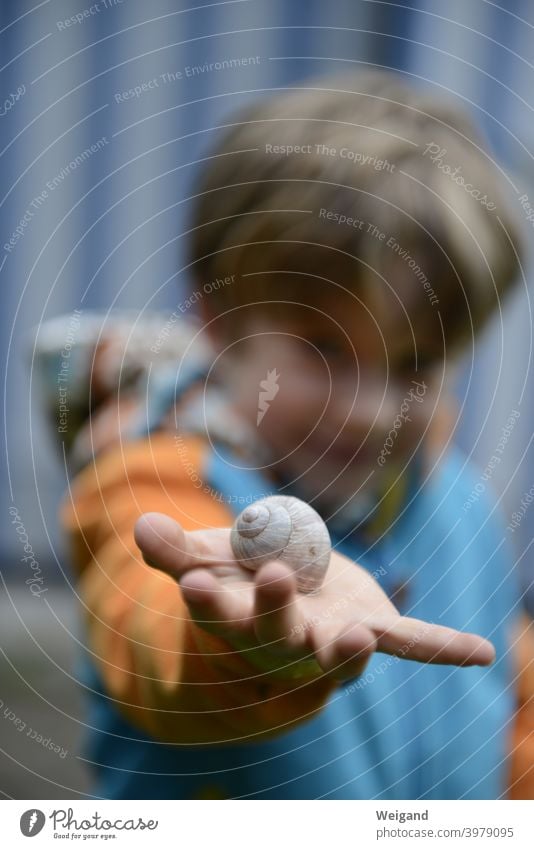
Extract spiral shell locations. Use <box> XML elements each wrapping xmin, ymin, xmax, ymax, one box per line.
<box><xmin>230</xmin><ymin>496</ymin><xmax>331</xmax><ymax>593</ymax></box>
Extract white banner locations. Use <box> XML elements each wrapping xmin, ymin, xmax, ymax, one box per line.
<box><xmin>1</xmin><ymin>800</ymin><xmax>533</xmax><ymax>847</ymax></box>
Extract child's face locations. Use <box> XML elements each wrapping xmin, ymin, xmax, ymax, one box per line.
<box><xmin>210</xmin><ymin>289</ymin><xmax>440</xmax><ymax>510</ymax></box>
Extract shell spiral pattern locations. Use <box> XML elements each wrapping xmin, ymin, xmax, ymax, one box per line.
<box><xmin>230</xmin><ymin>495</ymin><xmax>331</xmax><ymax>593</ymax></box>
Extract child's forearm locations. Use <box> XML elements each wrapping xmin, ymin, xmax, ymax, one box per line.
<box><xmin>63</xmin><ymin>435</ymin><xmax>335</xmax><ymax>744</ymax></box>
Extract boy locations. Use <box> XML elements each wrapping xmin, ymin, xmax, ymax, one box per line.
<box><xmin>59</xmin><ymin>71</ymin><xmax>529</xmax><ymax>799</ymax></box>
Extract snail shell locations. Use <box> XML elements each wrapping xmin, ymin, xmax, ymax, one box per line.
<box><xmin>230</xmin><ymin>495</ymin><xmax>331</xmax><ymax>593</ymax></box>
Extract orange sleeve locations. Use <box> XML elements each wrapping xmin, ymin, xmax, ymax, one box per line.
<box><xmin>508</xmin><ymin>614</ymin><xmax>534</xmax><ymax>799</ymax></box>
<box><xmin>60</xmin><ymin>433</ymin><xmax>335</xmax><ymax>745</ymax></box>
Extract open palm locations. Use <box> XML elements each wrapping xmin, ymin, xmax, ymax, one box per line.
<box><xmin>134</xmin><ymin>512</ymin><xmax>495</xmax><ymax>683</ymax></box>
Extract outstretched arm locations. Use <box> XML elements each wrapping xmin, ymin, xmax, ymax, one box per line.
<box><xmin>62</xmin><ymin>434</ymin><xmax>494</xmax><ymax>747</ymax></box>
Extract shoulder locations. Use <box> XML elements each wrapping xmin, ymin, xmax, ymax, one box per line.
<box><xmin>418</xmin><ymin>397</ymin><xmax>508</xmax><ymax>530</ymax></box>
<box><xmin>422</xmin><ymin>443</ymin><xmax>507</xmax><ymax>532</ymax></box>
<box><xmin>410</xmin><ymin>445</ymin><xmax>519</xmax><ymax>609</ymax></box>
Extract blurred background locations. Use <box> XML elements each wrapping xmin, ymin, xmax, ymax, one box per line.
<box><xmin>1</xmin><ymin>0</ymin><xmax>533</xmax><ymax>799</ymax></box>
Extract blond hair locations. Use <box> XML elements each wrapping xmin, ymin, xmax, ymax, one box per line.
<box><xmin>189</xmin><ymin>71</ymin><xmax>522</xmax><ymax>355</ymax></box>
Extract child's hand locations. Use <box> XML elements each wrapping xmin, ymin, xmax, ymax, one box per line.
<box><xmin>134</xmin><ymin>512</ymin><xmax>495</xmax><ymax>683</ymax></box>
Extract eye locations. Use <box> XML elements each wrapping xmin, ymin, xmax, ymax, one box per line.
<box><xmin>397</xmin><ymin>352</ymin><xmax>436</xmax><ymax>374</ymax></box>
<box><xmin>308</xmin><ymin>337</ymin><xmax>348</xmax><ymax>359</ymax></box>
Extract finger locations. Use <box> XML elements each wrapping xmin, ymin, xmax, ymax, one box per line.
<box><xmin>309</xmin><ymin>621</ymin><xmax>377</xmax><ymax>679</ymax></box>
<box><xmin>178</xmin><ymin>568</ymin><xmax>251</xmax><ymax>637</ymax></box>
<box><xmin>374</xmin><ymin>616</ymin><xmax>496</xmax><ymax>666</ymax></box>
<box><xmin>134</xmin><ymin>512</ymin><xmax>234</xmax><ymax>579</ymax></box>
<box><xmin>253</xmin><ymin>562</ymin><xmax>302</xmax><ymax>650</ymax></box>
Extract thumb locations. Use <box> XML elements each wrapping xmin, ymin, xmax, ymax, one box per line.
<box><xmin>134</xmin><ymin>513</ymin><xmax>191</xmax><ymax>576</ymax></box>
<box><xmin>134</xmin><ymin>512</ymin><xmax>233</xmax><ymax>580</ymax></box>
